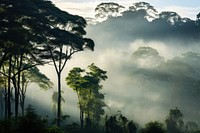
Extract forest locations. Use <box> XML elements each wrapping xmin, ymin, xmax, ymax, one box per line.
<box><xmin>1</xmin><ymin>0</ymin><xmax>200</xmax><ymax>133</ymax></box>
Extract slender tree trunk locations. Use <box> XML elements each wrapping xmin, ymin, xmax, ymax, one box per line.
<box><xmin>7</xmin><ymin>55</ymin><xmax>12</xmax><ymax>119</ymax></box>
<box><xmin>80</xmin><ymin>109</ymin><xmax>84</xmax><ymax>128</ymax></box>
<box><xmin>15</xmin><ymin>78</ymin><xmax>19</xmax><ymax>117</ymax></box>
<box><xmin>19</xmin><ymin>93</ymin><xmax>25</xmax><ymax>116</ymax></box>
<box><xmin>57</xmin><ymin>72</ymin><xmax>61</xmax><ymax>126</ymax></box>
<box><xmin>76</xmin><ymin>89</ymin><xmax>84</xmax><ymax>129</ymax></box>
<box><xmin>21</xmin><ymin>95</ymin><xmax>25</xmax><ymax>116</ymax></box>
<box><xmin>12</xmin><ymin>77</ymin><xmax>18</xmax><ymax>117</ymax></box>
<box><xmin>49</xmin><ymin>46</ymin><xmax>70</xmax><ymax>126</ymax></box>
<box><xmin>4</xmin><ymin>87</ymin><xmax>8</xmax><ymax>118</ymax></box>
<box><xmin>3</xmin><ymin>65</ymin><xmax>8</xmax><ymax>118</ymax></box>
<box><xmin>20</xmin><ymin>72</ymin><xmax>25</xmax><ymax>116</ymax></box>
<box><xmin>15</xmin><ymin>54</ymin><xmax>22</xmax><ymax>117</ymax></box>
<box><xmin>21</xmin><ymin>104</ymin><xmax>24</xmax><ymax>116</ymax></box>
<box><xmin>20</xmin><ymin>92</ymin><xmax>26</xmax><ymax>116</ymax></box>
<box><xmin>57</xmin><ymin>46</ymin><xmax>64</xmax><ymax>127</ymax></box>
<box><xmin>0</xmin><ymin>92</ymin><xmax>3</xmax><ymax>118</ymax></box>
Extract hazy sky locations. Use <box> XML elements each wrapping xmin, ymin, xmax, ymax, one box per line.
<box><xmin>51</xmin><ymin>0</ymin><xmax>200</xmax><ymax>19</ymax></box>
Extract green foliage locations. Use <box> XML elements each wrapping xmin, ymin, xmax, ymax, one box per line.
<box><xmin>140</xmin><ymin>121</ymin><xmax>165</xmax><ymax>133</ymax></box>
<box><xmin>23</xmin><ymin>66</ymin><xmax>53</xmax><ymax>90</ymax></box>
<box><xmin>66</xmin><ymin>63</ymin><xmax>107</xmax><ymax>128</ymax></box>
<box><xmin>0</xmin><ymin>105</ymin><xmax>48</xmax><ymax>133</ymax></box>
<box><xmin>47</xmin><ymin>126</ymin><xmax>65</xmax><ymax>133</ymax></box>
<box><xmin>0</xmin><ymin>119</ymin><xmax>11</xmax><ymax>133</ymax></box>
<box><xmin>165</xmin><ymin>107</ymin><xmax>184</xmax><ymax>133</ymax></box>
<box><xmin>66</xmin><ymin>67</ymin><xmax>86</xmax><ymax>90</ymax></box>
<box><xmin>64</xmin><ymin>122</ymin><xmax>80</xmax><ymax>133</ymax></box>
<box><xmin>105</xmin><ymin>112</ymin><xmax>137</xmax><ymax>133</ymax></box>
<box><xmin>14</xmin><ymin>105</ymin><xmax>47</xmax><ymax>133</ymax></box>
<box><xmin>0</xmin><ymin>107</ymin><xmax>199</xmax><ymax>133</ymax></box>
<box><xmin>0</xmin><ymin>105</ymin><xmax>68</xmax><ymax>133</ymax></box>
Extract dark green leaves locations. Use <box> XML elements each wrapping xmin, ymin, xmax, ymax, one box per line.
<box><xmin>66</xmin><ymin>64</ymin><xmax>107</xmax><ymax>123</ymax></box>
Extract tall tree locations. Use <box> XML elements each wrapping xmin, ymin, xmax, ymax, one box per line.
<box><xmin>65</xmin><ymin>67</ymin><xmax>86</xmax><ymax>128</ymax></box>
<box><xmin>0</xmin><ymin>65</ymin><xmax>8</xmax><ymax>118</ymax></box>
<box><xmin>0</xmin><ymin>0</ymin><xmax>47</xmax><ymax>118</ymax></box>
<box><xmin>37</xmin><ymin>6</ymin><xmax>94</xmax><ymax>127</ymax></box>
<box><xmin>0</xmin><ymin>0</ymin><xmax>94</xmax><ymax>124</ymax></box>
<box><xmin>66</xmin><ymin>63</ymin><xmax>107</xmax><ymax>128</ymax></box>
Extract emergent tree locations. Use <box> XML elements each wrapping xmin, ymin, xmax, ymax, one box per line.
<box><xmin>66</xmin><ymin>63</ymin><xmax>107</xmax><ymax>128</ymax></box>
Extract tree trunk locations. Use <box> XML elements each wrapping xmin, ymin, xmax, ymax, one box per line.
<box><xmin>12</xmin><ymin>76</ymin><xmax>19</xmax><ymax>117</ymax></box>
<box><xmin>20</xmin><ymin>72</ymin><xmax>26</xmax><ymax>116</ymax></box>
<box><xmin>20</xmin><ymin>95</ymin><xmax>25</xmax><ymax>116</ymax></box>
<box><xmin>76</xmin><ymin>89</ymin><xmax>84</xmax><ymax>129</ymax></box>
<box><xmin>7</xmin><ymin>55</ymin><xmax>12</xmax><ymax>119</ymax></box>
<box><xmin>57</xmin><ymin>72</ymin><xmax>61</xmax><ymax>126</ymax></box>
<box><xmin>15</xmin><ymin>54</ymin><xmax>23</xmax><ymax>117</ymax></box>
<box><xmin>4</xmin><ymin>87</ymin><xmax>8</xmax><ymax>118</ymax></box>
<box><xmin>80</xmin><ymin>109</ymin><xmax>84</xmax><ymax>129</ymax></box>
<box><xmin>12</xmin><ymin>77</ymin><xmax>18</xmax><ymax>117</ymax></box>
<box><xmin>0</xmin><ymin>92</ymin><xmax>3</xmax><ymax>118</ymax></box>
<box><xmin>2</xmin><ymin>66</ymin><xmax>8</xmax><ymax>118</ymax></box>
<box><xmin>15</xmin><ymin>76</ymin><xmax>19</xmax><ymax>117</ymax></box>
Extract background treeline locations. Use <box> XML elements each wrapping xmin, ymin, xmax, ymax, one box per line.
<box><xmin>0</xmin><ymin>106</ymin><xmax>199</xmax><ymax>133</ymax></box>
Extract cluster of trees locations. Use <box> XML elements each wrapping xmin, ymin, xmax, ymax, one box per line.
<box><xmin>96</xmin><ymin>108</ymin><xmax>200</xmax><ymax>133</ymax></box>
<box><xmin>0</xmin><ymin>0</ymin><xmax>94</xmax><ymax>126</ymax></box>
<box><xmin>0</xmin><ymin>105</ymin><xmax>65</xmax><ymax>133</ymax></box>
<box><xmin>66</xmin><ymin>63</ymin><xmax>107</xmax><ymax>128</ymax></box>
<box><xmin>0</xmin><ymin>106</ymin><xmax>199</xmax><ymax>133</ymax></box>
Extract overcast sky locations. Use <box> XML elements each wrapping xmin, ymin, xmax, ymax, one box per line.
<box><xmin>51</xmin><ymin>0</ymin><xmax>200</xmax><ymax>19</ymax></box>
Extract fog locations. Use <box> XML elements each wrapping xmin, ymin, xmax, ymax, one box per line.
<box><xmin>26</xmin><ymin>2</ymin><xmax>200</xmax><ymax>125</ymax></box>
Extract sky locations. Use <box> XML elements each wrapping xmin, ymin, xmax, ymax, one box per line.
<box><xmin>51</xmin><ymin>0</ymin><xmax>200</xmax><ymax>20</ymax></box>
<box><xmin>25</xmin><ymin>0</ymin><xmax>200</xmax><ymax>125</ymax></box>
